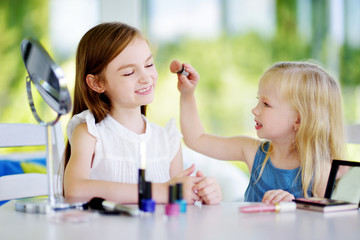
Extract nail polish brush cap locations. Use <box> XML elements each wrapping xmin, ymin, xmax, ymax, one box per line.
<box><xmin>169</xmin><ymin>185</ymin><xmax>176</xmax><ymax>203</ymax></box>
<box><xmin>176</xmin><ymin>183</ymin><xmax>183</xmax><ymax>200</ymax></box>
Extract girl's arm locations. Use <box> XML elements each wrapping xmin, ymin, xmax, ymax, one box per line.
<box><xmin>168</xmin><ymin>144</ymin><xmax>222</xmax><ymax>204</ymax></box>
<box><xmin>64</xmin><ymin>124</ymin><xmax>201</xmax><ymax>204</ymax></box>
<box><xmin>169</xmin><ymin>144</ymin><xmax>183</xmax><ymax>178</ymax></box>
<box><xmin>168</xmin><ymin>145</ymin><xmax>202</xmax><ymax>203</ymax></box>
<box><xmin>177</xmin><ymin>63</ymin><xmax>259</xmax><ymax>168</ymax></box>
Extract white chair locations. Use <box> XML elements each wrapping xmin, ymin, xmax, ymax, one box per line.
<box><xmin>346</xmin><ymin>124</ymin><xmax>360</xmax><ymax>144</ymax></box>
<box><xmin>0</xmin><ymin>122</ymin><xmax>64</xmax><ymax>201</ymax></box>
<box><xmin>345</xmin><ymin>124</ymin><xmax>360</xmax><ymax>163</ymax></box>
<box><xmin>183</xmin><ymin>147</ymin><xmax>249</xmax><ymax>202</ymax></box>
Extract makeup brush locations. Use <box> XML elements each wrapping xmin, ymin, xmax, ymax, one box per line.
<box><xmin>170</xmin><ymin>60</ymin><xmax>189</xmax><ymax>77</ymax></box>
<box><xmin>89</xmin><ymin>197</ymin><xmax>140</xmax><ymax>216</ymax></box>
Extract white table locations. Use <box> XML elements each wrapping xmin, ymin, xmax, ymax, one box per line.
<box><xmin>0</xmin><ymin>200</ymin><xmax>359</xmax><ymax>240</ymax></box>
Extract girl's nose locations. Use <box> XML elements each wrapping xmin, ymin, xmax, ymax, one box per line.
<box><xmin>139</xmin><ymin>76</ymin><xmax>150</xmax><ymax>84</ymax></box>
<box><xmin>138</xmin><ymin>70</ymin><xmax>151</xmax><ymax>84</ymax></box>
<box><xmin>251</xmin><ymin>104</ymin><xmax>259</xmax><ymax>116</ymax></box>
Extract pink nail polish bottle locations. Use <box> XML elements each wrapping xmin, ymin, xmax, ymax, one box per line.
<box><xmin>165</xmin><ymin>185</ymin><xmax>180</xmax><ymax>217</ymax></box>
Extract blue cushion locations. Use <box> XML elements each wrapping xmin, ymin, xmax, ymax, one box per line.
<box><xmin>0</xmin><ymin>158</ymin><xmax>46</xmax><ymax>206</ymax></box>
<box><xmin>0</xmin><ymin>161</ymin><xmax>24</xmax><ymax>176</ymax></box>
<box><xmin>0</xmin><ymin>158</ymin><xmax>46</xmax><ymax>177</ymax></box>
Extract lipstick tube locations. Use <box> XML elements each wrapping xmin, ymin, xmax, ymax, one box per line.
<box><xmin>138</xmin><ymin>142</ymin><xmax>146</xmax><ymax>209</ymax></box>
<box><xmin>240</xmin><ymin>202</ymin><xmax>296</xmax><ymax>213</ymax></box>
<box><xmin>138</xmin><ymin>169</ymin><xmax>145</xmax><ymax>209</ymax></box>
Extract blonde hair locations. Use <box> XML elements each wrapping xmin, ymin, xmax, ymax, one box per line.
<box><xmin>258</xmin><ymin>61</ymin><xmax>345</xmax><ymax>197</ymax></box>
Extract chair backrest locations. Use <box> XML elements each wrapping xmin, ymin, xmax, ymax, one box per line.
<box><xmin>346</xmin><ymin>124</ymin><xmax>360</xmax><ymax>144</ymax></box>
<box><xmin>0</xmin><ymin>122</ymin><xmax>64</xmax><ymax>167</ymax></box>
<box><xmin>0</xmin><ymin>122</ymin><xmax>64</xmax><ymax>202</ymax></box>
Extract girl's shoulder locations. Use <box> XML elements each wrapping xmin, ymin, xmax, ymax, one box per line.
<box><xmin>67</xmin><ymin>110</ymin><xmax>98</xmax><ymax>142</ymax></box>
<box><xmin>234</xmin><ymin>137</ymin><xmax>263</xmax><ymax>170</ymax></box>
<box><xmin>164</xmin><ymin>118</ymin><xmax>181</xmax><ymax>136</ymax></box>
<box><xmin>235</xmin><ymin>136</ymin><xmax>262</xmax><ymax>152</ymax></box>
<box><xmin>70</xmin><ymin>122</ymin><xmax>95</xmax><ymax>142</ymax></box>
<box><xmin>214</xmin><ymin>135</ymin><xmax>261</xmax><ymax>166</ymax></box>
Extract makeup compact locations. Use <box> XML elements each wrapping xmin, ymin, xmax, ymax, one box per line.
<box><xmin>292</xmin><ymin>159</ymin><xmax>360</xmax><ymax>213</ymax></box>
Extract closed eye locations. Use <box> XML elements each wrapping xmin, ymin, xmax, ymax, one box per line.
<box><xmin>123</xmin><ymin>71</ymin><xmax>134</xmax><ymax>76</ymax></box>
<box><xmin>145</xmin><ymin>63</ymin><xmax>154</xmax><ymax>68</ymax></box>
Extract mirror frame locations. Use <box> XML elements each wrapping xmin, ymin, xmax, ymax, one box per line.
<box><xmin>21</xmin><ymin>38</ymin><xmax>71</xmax><ymax>125</ymax></box>
<box><xmin>325</xmin><ymin>159</ymin><xmax>360</xmax><ymax>204</ymax></box>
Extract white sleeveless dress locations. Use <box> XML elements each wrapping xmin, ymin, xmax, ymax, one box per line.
<box><xmin>67</xmin><ymin>110</ymin><xmax>182</xmax><ymax>183</ymax></box>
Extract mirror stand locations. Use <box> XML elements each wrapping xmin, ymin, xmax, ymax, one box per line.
<box><xmin>15</xmin><ymin>79</ymin><xmax>67</xmax><ymax>214</ymax></box>
<box><xmin>15</xmin><ymin>38</ymin><xmax>74</xmax><ymax>214</ymax></box>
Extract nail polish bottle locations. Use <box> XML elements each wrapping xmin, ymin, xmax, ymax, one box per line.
<box><xmin>140</xmin><ymin>181</ymin><xmax>156</xmax><ymax>213</ymax></box>
<box><xmin>175</xmin><ymin>183</ymin><xmax>187</xmax><ymax>213</ymax></box>
<box><xmin>165</xmin><ymin>185</ymin><xmax>180</xmax><ymax>217</ymax></box>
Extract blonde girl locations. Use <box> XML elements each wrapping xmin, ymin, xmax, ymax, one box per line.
<box><xmin>177</xmin><ymin>61</ymin><xmax>345</xmax><ymax>203</ymax></box>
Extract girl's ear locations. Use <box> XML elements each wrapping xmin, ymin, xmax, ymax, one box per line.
<box><xmin>294</xmin><ymin>114</ymin><xmax>301</xmax><ymax>132</ymax></box>
<box><xmin>86</xmin><ymin>74</ymin><xmax>105</xmax><ymax>93</ymax></box>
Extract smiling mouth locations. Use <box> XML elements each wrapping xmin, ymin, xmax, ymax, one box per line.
<box><xmin>136</xmin><ymin>86</ymin><xmax>152</xmax><ymax>94</ymax></box>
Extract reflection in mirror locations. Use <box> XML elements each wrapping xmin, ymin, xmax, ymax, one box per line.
<box><xmin>325</xmin><ymin>160</ymin><xmax>360</xmax><ymax>205</ymax></box>
<box><xmin>332</xmin><ymin>166</ymin><xmax>360</xmax><ymax>204</ymax></box>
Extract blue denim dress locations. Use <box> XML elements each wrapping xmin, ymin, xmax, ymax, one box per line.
<box><xmin>244</xmin><ymin>141</ymin><xmax>312</xmax><ymax>202</ymax></box>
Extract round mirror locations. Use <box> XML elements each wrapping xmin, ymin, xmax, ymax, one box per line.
<box><xmin>21</xmin><ymin>38</ymin><xmax>71</xmax><ymax>125</ymax></box>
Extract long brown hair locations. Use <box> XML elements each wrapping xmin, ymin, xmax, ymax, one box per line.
<box><xmin>63</xmin><ymin>22</ymin><xmax>147</xmax><ymax>173</ymax></box>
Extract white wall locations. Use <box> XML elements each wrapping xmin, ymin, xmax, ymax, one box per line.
<box><xmin>50</xmin><ymin>0</ymin><xmax>142</xmax><ymax>60</ymax></box>
<box><xmin>100</xmin><ymin>0</ymin><xmax>142</xmax><ymax>28</ymax></box>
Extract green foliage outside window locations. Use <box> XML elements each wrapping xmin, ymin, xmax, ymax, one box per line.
<box><xmin>0</xmin><ymin>0</ymin><xmax>359</xmax><ymax>167</ymax></box>
<box><xmin>0</xmin><ymin>0</ymin><xmax>49</xmax><ymax>124</ymax></box>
